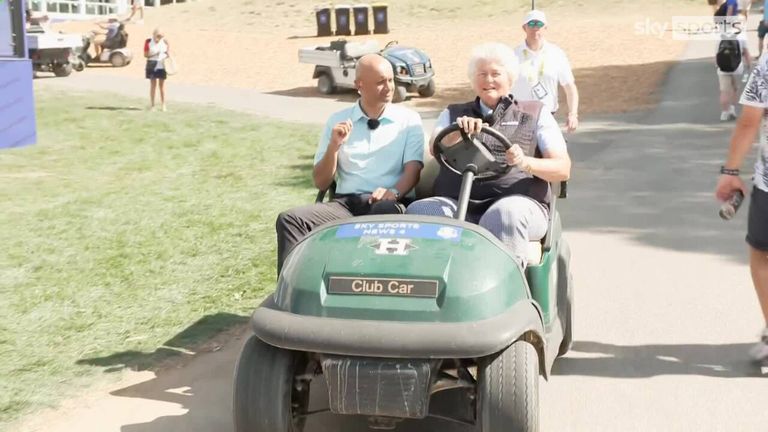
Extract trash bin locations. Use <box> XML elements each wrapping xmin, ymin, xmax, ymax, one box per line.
<box><xmin>353</xmin><ymin>4</ymin><xmax>370</xmax><ymax>35</ymax></box>
<box><xmin>372</xmin><ymin>2</ymin><xmax>388</xmax><ymax>34</ymax></box>
<box><xmin>334</xmin><ymin>4</ymin><xmax>352</xmax><ymax>36</ymax></box>
<box><xmin>315</xmin><ymin>5</ymin><xmax>332</xmax><ymax>37</ymax></box>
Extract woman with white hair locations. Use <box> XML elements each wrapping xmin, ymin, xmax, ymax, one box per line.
<box><xmin>406</xmin><ymin>42</ymin><xmax>571</xmax><ymax>268</ymax></box>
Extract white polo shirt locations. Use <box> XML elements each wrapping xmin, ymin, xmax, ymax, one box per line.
<box><xmin>512</xmin><ymin>41</ymin><xmax>575</xmax><ymax>114</ymax></box>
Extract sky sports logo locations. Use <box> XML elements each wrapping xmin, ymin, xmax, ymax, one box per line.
<box><xmin>635</xmin><ymin>16</ymin><xmax>746</xmax><ymax>40</ymax></box>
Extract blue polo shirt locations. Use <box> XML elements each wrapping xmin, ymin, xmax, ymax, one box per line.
<box><xmin>314</xmin><ymin>102</ymin><xmax>424</xmax><ymax>195</ymax></box>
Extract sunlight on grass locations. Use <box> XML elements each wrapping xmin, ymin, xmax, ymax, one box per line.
<box><xmin>0</xmin><ymin>90</ymin><xmax>319</xmax><ymax>427</ymax></box>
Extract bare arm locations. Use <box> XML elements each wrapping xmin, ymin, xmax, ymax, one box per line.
<box><xmin>313</xmin><ymin>120</ymin><xmax>352</xmax><ymax>191</ymax></box>
<box><xmin>715</xmin><ymin>105</ymin><xmax>762</xmax><ymax>200</ymax></box>
<box><xmin>563</xmin><ymin>82</ymin><xmax>579</xmax><ymax>132</ymax></box>
<box><xmin>394</xmin><ymin>161</ymin><xmax>422</xmax><ymax>196</ymax></box>
<box><xmin>528</xmin><ymin>148</ymin><xmax>572</xmax><ymax>182</ymax></box>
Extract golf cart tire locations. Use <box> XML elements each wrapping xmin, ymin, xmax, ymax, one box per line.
<box><xmin>53</xmin><ymin>63</ymin><xmax>73</xmax><ymax>77</ymax></box>
<box><xmin>557</xmin><ymin>239</ymin><xmax>573</xmax><ymax>357</ymax></box>
<box><xmin>110</xmin><ymin>52</ymin><xmax>127</xmax><ymax>68</ymax></box>
<box><xmin>393</xmin><ymin>84</ymin><xmax>407</xmax><ymax>103</ymax></box>
<box><xmin>233</xmin><ymin>335</ymin><xmax>308</xmax><ymax>432</ymax></box>
<box><xmin>478</xmin><ymin>340</ymin><xmax>539</xmax><ymax>432</ymax></box>
<box><xmin>317</xmin><ymin>73</ymin><xmax>336</xmax><ymax>95</ymax></box>
<box><xmin>558</xmin><ymin>274</ymin><xmax>574</xmax><ymax>357</ymax></box>
<box><xmin>73</xmin><ymin>62</ymin><xmax>85</xmax><ymax>72</ymax></box>
<box><xmin>418</xmin><ymin>79</ymin><xmax>436</xmax><ymax>97</ymax></box>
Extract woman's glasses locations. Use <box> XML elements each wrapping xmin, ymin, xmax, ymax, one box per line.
<box><xmin>526</xmin><ymin>20</ymin><xmax>545</xmax><ymax>28</ymax></box>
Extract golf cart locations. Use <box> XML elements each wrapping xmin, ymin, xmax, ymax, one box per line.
<box><xmin>26</xmin><ymin>24</ymin><xmax>82</xmax><ymax>77</ymax></box>
<box><xmin>299</xmin><ymin>39</ymin><xmax>436</xmax><ymax>102</ymax></box>
<box><xmin>78</xmin><ymin>25</ymin><xmax>133</xmax><ymax>68</ymax></box>
<box><xmin>233</xmin><ymin>124</ymin><xmax>573</xmax><ymax>431</ymax></box>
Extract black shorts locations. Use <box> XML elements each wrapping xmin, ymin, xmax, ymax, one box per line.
<box><xmin>747</xmin><ymin>186</ymin><xmax>768</xmax><ymax>251</ymax></box>
<box><xmin>759</xmin><ymin>21</ymin><xmax>768</xmax><ymax>39</ymax></box>
<box><xmin>145</xmin><ymin>61</ymin><xmax>167</xmax><ymax>80</ymax></box>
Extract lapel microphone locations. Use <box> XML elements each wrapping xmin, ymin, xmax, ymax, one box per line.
<box><xmin>367</xmin><ymin>118</ymin><xmax>380</xmax><ymax>130</ymax></box>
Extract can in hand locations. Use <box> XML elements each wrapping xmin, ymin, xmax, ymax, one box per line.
<box><xmin>719</xmin><ymin>190</ymin><xmax>745</xmax><ymax>220</ymax></box>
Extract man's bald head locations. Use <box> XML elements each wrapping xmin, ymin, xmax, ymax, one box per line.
<box><xmin>355</xmin><ymin>54</ymin><xmax>395</xmax><ymax>106</ymax></box>
<box><xmin>355</xmin><ymin>54</ymin><xmax>391</xmax><ymax>81</ymax></box>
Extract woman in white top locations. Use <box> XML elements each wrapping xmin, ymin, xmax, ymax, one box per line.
<box><xmin>144</xmin><ymin>27</ymin><xmax>170</xmax><ymax>111</ymax></box>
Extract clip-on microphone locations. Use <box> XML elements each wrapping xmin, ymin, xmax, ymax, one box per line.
<box><xmin>367</xmin><ymin>118</ymin><xmax>380</xmax><ymax>130</ymax></box>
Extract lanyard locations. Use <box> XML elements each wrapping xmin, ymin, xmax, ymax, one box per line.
<box><xmin>522</xmin><ymin>48</ymin><xmax>546</xmax><ymax>85</ymax></box>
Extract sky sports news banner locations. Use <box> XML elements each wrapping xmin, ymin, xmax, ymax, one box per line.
<box><xmin>0</xmin><ymin>0</ymin><xmax>36</xmax><ymax>149</ymax></box>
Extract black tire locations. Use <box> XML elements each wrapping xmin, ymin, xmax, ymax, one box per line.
<box><xmin>393</xmin><ymin>84</ymin><xmax>407</xmax><ymax>103</ymax></box>
<box><xmin>53</xmin><ymin>63</ymin><xmax>73</xmax><ymax>77</ymax></box>
<box><xmin>557</xmin><ymin>241</ymin><xmax>573</xmax><ymax>357</ymax></box>
<box><xmin>73</xmin><ymin>61</ymin><xmax>85</xmax><ymax>72</ymax></box>
<box><xmin>317</xmin><ymin>73</ymin><xmax>335</xmax><ymax>95</ymax></box>
<box><xmin>417</xmin><ymin>79</ymin><xmax>436</xmax><ymax>97</ymax></box>
<box><xmin>233</xmin><ymin>335</ymin><xmax>309</xmax><ymax>432</ymax></box>
<box><xmin>110</xmin><ymin>52</ymin><xmax>127</xmax><ymax>67</ymax></box>
<box><xmin>478</xmin><ymin>340</ymin><xmax>539</xmax><ymax>432</ymax></box>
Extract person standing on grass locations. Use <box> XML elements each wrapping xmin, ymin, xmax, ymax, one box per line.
<box><xmin>511</xmin><ymin>10</ymin><xmax>580</xmax><ymax>133</ymax></box>
<box><xmin>715</xmin><ymin>53</ymin><xmax>768</xmax><ymax>364</ymax></box>
<box><xmin>144</xmin><ymin>27</ymin><xmax>169</xmax><ymax>112</ymax></box>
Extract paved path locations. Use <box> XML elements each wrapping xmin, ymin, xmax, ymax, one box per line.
<box><xmin>21</xmin><ymin>23</ymin><xmax>768</xmax><ymax>432</ymax></box>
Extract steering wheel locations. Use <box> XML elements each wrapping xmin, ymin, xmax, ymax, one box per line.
<box><xmin>432</xmin><ymin>123</ymin><xmax>515</xmax><ymax>181</ymax></box>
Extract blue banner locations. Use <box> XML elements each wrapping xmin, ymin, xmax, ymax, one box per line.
<box><xmin>0</xmin><ymin>60</ymin><xmax>36</xmax><ymax>149</ymax></box>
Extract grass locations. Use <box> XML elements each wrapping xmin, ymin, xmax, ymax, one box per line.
<box><xmin>0</xmin><ymin>90</ymin><xmax>319</xmax><ymax>428</ymax></box>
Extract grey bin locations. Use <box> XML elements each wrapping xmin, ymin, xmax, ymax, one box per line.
<box><xmin>353</xmin><ymin>4</ymin><xmax>370</xmax><ymax>35</ymax></box>
<box><xmin>372</xmin><ymin>3</ymin><xmax>388</xmax><ymax>34</ymax></box>
<box><xmin>315</xmin><ymin>5</ymin><xmax>332</xmax><ymax>37</ymax></box>
<box><xmin>334</xmin><ymin>4</ymin><xmax>352</xmax><ymax>36</ymax></box>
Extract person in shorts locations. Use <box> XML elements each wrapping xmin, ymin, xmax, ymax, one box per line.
<box><xmin>715</xmin><ymin>53</ymin><xmax>768</xmax><ymax>364</ymax></box>
<box><xmin>716</xmin><ymin>27</ymin><xmax>751</xmax><ymax>121</ymax></box>
<box><xmin>144</xmin><ymin>27</ymin><xmax>169</xmax><ymax>111</ymax></box>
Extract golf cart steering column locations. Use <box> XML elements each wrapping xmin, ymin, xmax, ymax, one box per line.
<box><xmin>456</xmin><ymin>165</ymin><xmax>477</xmax><ymax>221</ymax></box>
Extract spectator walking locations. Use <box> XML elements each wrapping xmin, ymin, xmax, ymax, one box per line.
<box><xmin>511</xmin><ymin>10</ymin><xmax>580</xmax><ymax>133</ymax></box>
<box><xmin>715</xmin><ymin>54</ymin><xmax>768</xmax><ymax>364</ymax></box>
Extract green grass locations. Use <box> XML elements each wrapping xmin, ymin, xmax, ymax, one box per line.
<box><xmin>0</xmin><ymin>91</ymin><xmax>319</xmax><ymax>428</ymax></box>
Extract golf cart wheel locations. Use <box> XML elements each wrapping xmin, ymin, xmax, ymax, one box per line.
<box><xmin>53</xmin><ymin>63</ymin><xmax>73</xmax><ymax>77</ymax></box>
<box><xmin>233</xmin><ymin>335</ymin><xmax>309</xmax><ymax>432</ymax></box>
<box><xmin>557</xmin><ymin>240</ymin><xmax>573</xmax><ymax>357</ymax></box>
<box><xmin>393</xmin><ymin>84</ymin><xmax>407</xmax><ymax>103</ymax></box>
<box><xmin>109</xmin><ymin>52</ymin><xmax>127</xmax><ymax>68</ymax></box>
<box><xmin>478</xmin><ymin>340</ymin><xmax>539</xmax><ymax>432</ymax></box>
<box><xmin>558</xmin><ymin>273</ymin><xmax>574</xmax><ymax>357</ymax></box>
<box><xmin>317</xmin><ymin>73</ymin><xmax>336</xmax><ymax>95</ymax></box>
<box><xmin>73</xmin><ymin>61</ymin><xmax>85</xmax><ymax>72</ymax></box>
<box><xmin>418</xmin><ymin>79</ymin><xmax>436</xmax><ymax>97</ymax></box>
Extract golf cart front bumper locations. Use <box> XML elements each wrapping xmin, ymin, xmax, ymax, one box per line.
<box><xmin>395</xmin><ymin>71</ymin><xmax>434</xmax><ymax>87</ymax></box>
<box><xmin>250</xmin><ymin>295</ymin><xmax>544</xmax><ymax>359</ymax></box>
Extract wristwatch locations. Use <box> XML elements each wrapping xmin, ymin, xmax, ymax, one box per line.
<box><xmin>388</xmin><ymin>188</ymin><xmax>401</xmax><ymax>200</ymax></box>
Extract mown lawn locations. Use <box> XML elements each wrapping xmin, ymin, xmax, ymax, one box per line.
<box><xmin>0</xmin><ymin>90</ymin><xmax>319</xmax><ymax>428</ymax></box>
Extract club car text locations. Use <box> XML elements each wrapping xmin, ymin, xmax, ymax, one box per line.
<box><xmin>328</xmin><ymin>276</ymin><xmax>439</xmax><ymax>298</ymax></box>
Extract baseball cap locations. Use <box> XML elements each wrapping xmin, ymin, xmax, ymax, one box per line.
<box><xmin>522</xmin><ymin>10</ymin><xmax>547</xmax><ymax>26</ymax></box>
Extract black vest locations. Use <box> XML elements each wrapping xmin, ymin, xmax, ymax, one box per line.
<box><xmin>433</xmin><ymin>95</ymin><xmax>551</xmax><ymax>212</ymax></box>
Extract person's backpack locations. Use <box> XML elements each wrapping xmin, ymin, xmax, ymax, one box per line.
<box><xmin>716</xmin><ymin>38</ymin><xmax>741</xmax><ymax>73</ymax></box>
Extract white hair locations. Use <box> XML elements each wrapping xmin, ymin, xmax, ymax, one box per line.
<box><xmin>466</xmin><ymin>42</ymin><xmax>519</xmax><ymax>84</ymax></box>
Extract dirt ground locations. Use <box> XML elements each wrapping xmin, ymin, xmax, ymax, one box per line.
<box><xmin>51</xmin><ymin>0</ymin><xmax>709</xmax><ymax>115</ymax></box>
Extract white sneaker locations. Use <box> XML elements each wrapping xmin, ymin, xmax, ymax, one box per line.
<box><xmin>749</xmin><ymin>327</ymin><xmax>768</xmax><ymax>364</ymax></box>
<box><xmin>720</xmin><ymin>111</ymin><xmax>730</xmax><ymax>121</ymax></box>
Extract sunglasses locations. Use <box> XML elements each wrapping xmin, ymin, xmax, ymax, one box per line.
<box><xmin>526</xmin><ymin>20</ymin><xmax>545</xmax><ymax>28</ymax></box>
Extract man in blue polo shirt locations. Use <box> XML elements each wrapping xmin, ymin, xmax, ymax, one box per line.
<box><xmin>275</xmin><ymin>54</ymin><xmax>424</xmax><ymax>274</ymax></box>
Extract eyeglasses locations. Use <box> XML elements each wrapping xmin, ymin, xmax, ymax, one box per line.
<box><xmin>526</xmin><ymin>20</ymin><xmax>545</xmax><ymax>28</ymax></box>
